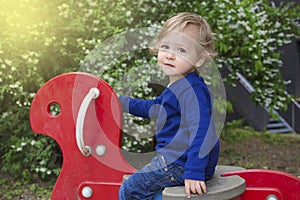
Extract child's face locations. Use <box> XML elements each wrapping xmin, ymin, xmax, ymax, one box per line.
<box><xmin>157</xmin><ymin>27</ymin><xmax>204</xmax><ymax>79</ymax></box>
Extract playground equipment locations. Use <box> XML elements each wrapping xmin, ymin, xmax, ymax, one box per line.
<box><xmin>30</xmin><ymin>72</ymin><xmax>300</xmax><ymax>200</ymax></box>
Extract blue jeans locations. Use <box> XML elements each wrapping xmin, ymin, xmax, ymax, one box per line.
<box><xmin>119</xmin><ymin>154</ymin><xmax>184</xmax><ymax>200</ymax></box>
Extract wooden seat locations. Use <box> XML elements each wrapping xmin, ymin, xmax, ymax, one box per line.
<box><xmin>162</xmin><ymin>166</ymin><xmax>246</xmax><ymax>200</ymax></box>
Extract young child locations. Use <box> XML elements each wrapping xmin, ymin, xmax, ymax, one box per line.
<box><xmin>118</xmin><ymin>12</ymin><xmax>220</xmax><ymax>199</ymax></box>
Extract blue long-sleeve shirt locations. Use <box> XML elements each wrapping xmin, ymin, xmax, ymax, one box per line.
<box><xmin>119</xmin><ymin>72</ymin><xmax>219</xmax><ymax>181</ymax></box>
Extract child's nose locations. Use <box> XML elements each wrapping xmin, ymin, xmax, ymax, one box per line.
<box><xmin>166</xmin><ymin>51</ymin><xmax>176</xmax><ymax>60</ymax></box>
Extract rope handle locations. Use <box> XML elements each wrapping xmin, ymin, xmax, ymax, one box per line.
<box><xmin>76</xmin><ymin>87</ymin><xmax>100</xmax><ymax>156</ymax></box>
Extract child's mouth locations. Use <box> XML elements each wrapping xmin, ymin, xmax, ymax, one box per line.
<box><xmin>164</xmin><ymin>63</ymin><xmax>175</xmax><ymax>68</ymax></box>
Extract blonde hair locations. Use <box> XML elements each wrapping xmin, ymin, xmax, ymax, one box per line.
<box><xmin>155</xmin><ymin>12</ymin><xmax>216</xmax><ymax>59</ymax></box>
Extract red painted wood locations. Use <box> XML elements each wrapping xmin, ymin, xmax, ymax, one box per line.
<box><xmin>30</xmin><ymin>72</ymin><xmax>136</xmax><ymax>199</ymax></box>
<box><xmin>223</xmin><ymin>169</ymin><xmax>300</xmax><ymax>200</ymax></box>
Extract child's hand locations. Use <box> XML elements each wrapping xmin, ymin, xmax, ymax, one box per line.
<box><xmin>184</xmin><ymin>179</ymin><xmax>206</xmax><ymax>199</ymax></box>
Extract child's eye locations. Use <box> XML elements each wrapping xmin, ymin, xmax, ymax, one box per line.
<box><xmin>177</xmin><ymin>48</ymin><xmax>186</xmax><ymax>53</ymax></box>
<box><xmin>161</xmin><ymin>44</ymin><xmax>169</xmax><ymax>49</ymax></box>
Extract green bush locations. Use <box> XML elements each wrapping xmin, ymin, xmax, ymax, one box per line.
<box><xmin>1</xmin><ymin>136</ymin><xmax>61</xmax><ymax>181</ymax></box>
<box><xmin>0</xmin><ymin>0</ymin><xmax>299</xmax><ymax>183</ymax></box>
<box><xmin>208</xmin><ymin>0</ymin><xmax>299</xmax><ymax>111</ymax></box>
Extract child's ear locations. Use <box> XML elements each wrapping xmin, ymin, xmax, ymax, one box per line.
<box><xmin>195</xmin><ymin>58</ymin><xmax>205</xmax><ymax>68</ymax></box>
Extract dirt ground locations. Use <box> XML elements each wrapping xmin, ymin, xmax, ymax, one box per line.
<box><xmin>218</xmin><ymin>133</ymin><xmax>300</xmax><ymax>177</ymax></box>
<box><xmin>1</xmin><ymin>131</ymin><xmax>300</xmax><ymax>199</ymax></box>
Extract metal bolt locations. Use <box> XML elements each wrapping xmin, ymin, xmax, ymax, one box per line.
<box><xmin>84</xmin><ymin>146</ymin><xmax>92</xmax><ymax>156</ymax></box>
<box><xmin>96</xmin><ymin>144</ymin><xmax>106</xmax><ymax>156</ymax></box>
<box><xmin>82</xmin><ymin>186</ymin><xmax>93</xmax><ymax>198</ymax></box>
<box><xmin>91</xmin><ymin>88</ymin><xmax>100</xmax><ymax>99</ymax></box>
<box><xmin>266</xmin><ymin>194</ymin><xmax>278</xmax><ymax>200</ymax></box>
<box><xmin>170</xmin><ymin>176</ymin><xmax>175</xmax><ymax>181</ymax></box>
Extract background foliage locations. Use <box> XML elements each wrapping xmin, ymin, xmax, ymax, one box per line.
<box><xmin>0</xmin><ymin>0</ymin><xmax>299</xmax><ymax>182</ymax></box>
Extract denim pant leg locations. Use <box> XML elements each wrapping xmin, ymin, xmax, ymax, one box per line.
<box><xmin>119</xmin><ymin>154</ymin><xmax>184</xmax><ymax>200</ymax></box>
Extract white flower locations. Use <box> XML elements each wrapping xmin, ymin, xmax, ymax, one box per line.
<box><xmin>4</xmin><ymin>59</ymin><xmax>13</xmax><ymax>66</ymax></box>
<box><xmin>257</xmin><ymin>30</ymin><xmax>268</xmax><ymax>35</ymax></box>
<box><xmin>248</xmin><ymin>34</ymin><xmax>254</xmax><ymax>39</ymax></box>
<box><xmin>125</xmin><ymin>11</ymin><xmax>131</xmax><ymax>17</ymax></box>
<box><xmin>30</xmin><ymin>140</ymin><xmax>36</xmax><ymax>146</ymax></box>
<box><xmin>93</xmin><ymin>20</ymin><xmax>100</xmax><ymax>24</ymax></box>
<box><xmin>275</xmin><ymin>22</ymin><xmax>281</xmax><ymax>28</ymax></box>
<box><xmin>40</xmin><ymin>168</ymin><xmax>47</xmax><ymax>173</ymax></box>
<box><xmin>261</xmin><ymin>49</ymin><xmax>268</xmax><ymax>54</ymax></box>
<box><xmin>237</xmin><ymin>7</ymin><xmax>246</xmax><ymax>18</ymax></box>
<box><xmin>16</xmin><ymin>147</ymin><xmax>23</xmax><ymax>152</ymax></box>
<box><xmin>39</xmin><ymin>160</ymin><xmax>46</xmax><ymax>165</ymax></box>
